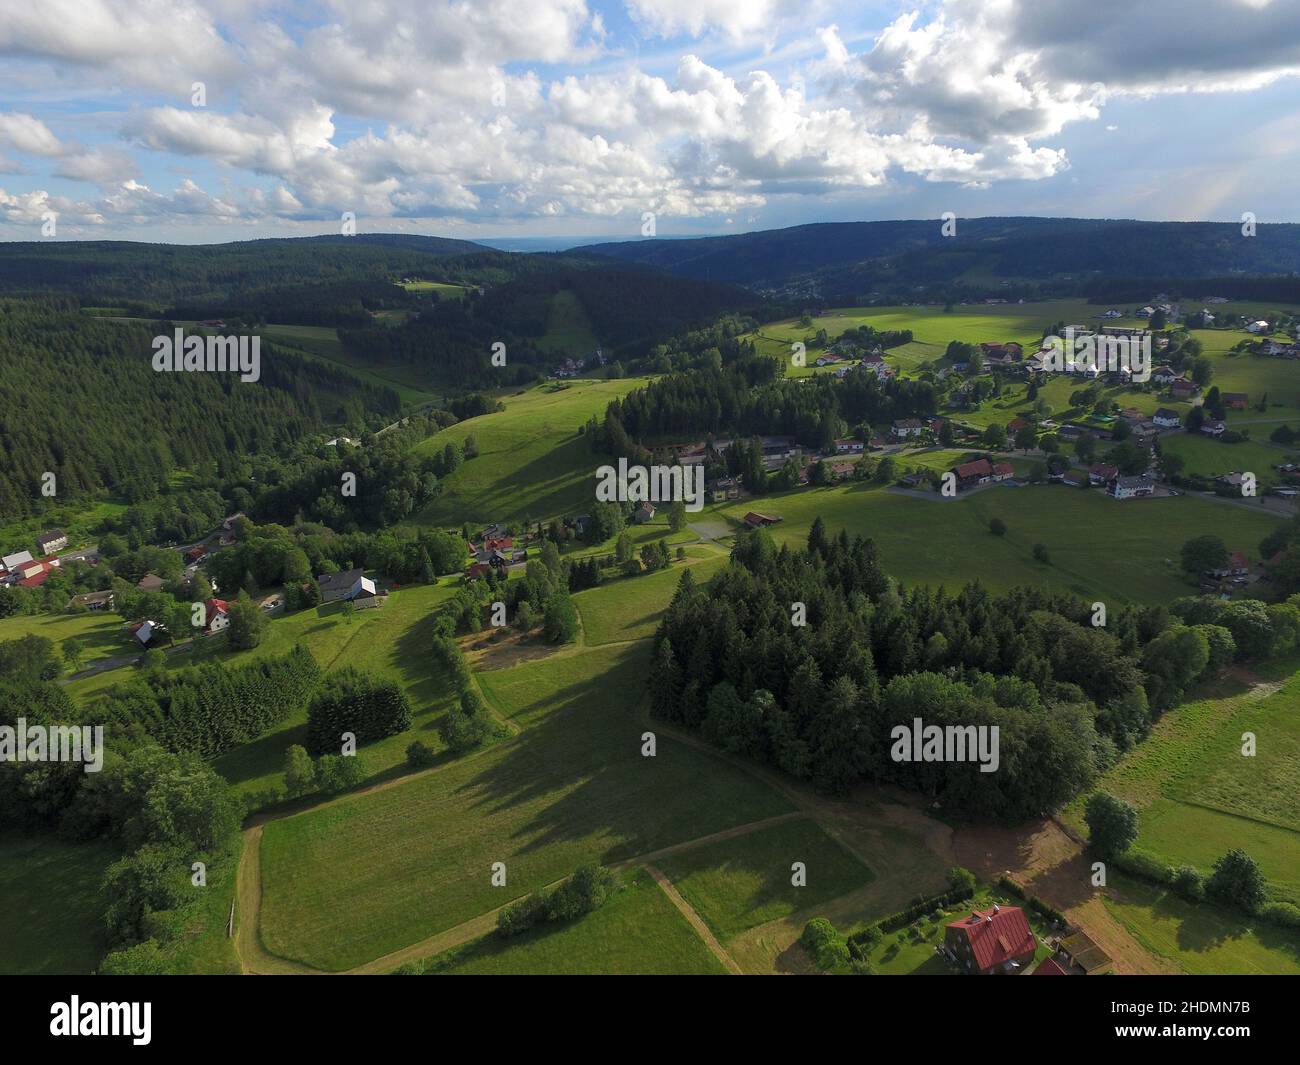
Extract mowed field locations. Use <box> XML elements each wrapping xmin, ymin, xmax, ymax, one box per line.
<box><xmin>0</xmin><ymin>610</ymin><xmax>132</xmax><ymax>671</ymax></box>
<box><xmin>422</xmin><ymin>868</ymin><xmax>727</xmax><ymax>975</ymax></box>
<box><xmin>256</xmin><ymin>641</ymin><xmax>796</xmax><ymax>970</ymax></box>
<box><xmin>655</xmin><ymin>817</ymin><xmax>874</xmax><ymax>941</ymax></box>
<box><xmin>708</xmin><ymin>481</ymin><xmax>1279</xmax><ymax>605</ymax></box>
<box><xmin>0</xmin><ymin>834</ymin><xmax>119</xmax><ymax>975</ymax></box>
<box><xmin>407</xmin><ymin>377</ymin><xmax>650</xmax><ymax>527</ymax></box>
<box><xmin>1063</xmin><ymin>657</ymin><xmax>1300</xmax><ymax>905</ymax></box>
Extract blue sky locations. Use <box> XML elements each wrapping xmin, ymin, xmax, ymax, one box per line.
<box><xmin>2</xmin><ymin>0</ymin><xmax>1300</xmax><ymax>244</ymax></box>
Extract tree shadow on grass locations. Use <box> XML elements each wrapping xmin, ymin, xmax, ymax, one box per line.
<box><xmin>447</xmin><ymin>643</ymin><xmax>792</xmax><ymax>866</ymax></box>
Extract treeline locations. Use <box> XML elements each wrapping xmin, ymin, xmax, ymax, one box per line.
<box><xmin>0</xmin><ymin>299</ymin><xmax>397</xmax><ymax>520</ymax></box>
<box><xmin>96</xmin><ymin>644</ymin><xmax>322</xmax><ymax>757</ymax></box>
<box><xmin>647</xmin><ymin>522</ymin><xmax>1275</xmax><ymax>819</ymax></box>
<box><xmin>595</xmin><ymin>360</ymin><xmax>938</xmax><ymax>461</ymax></box>
<box><xmin>304</xmin><ymin>667</ymin><xmax>412</xmax><ymax>756</ymax></box>
<box><xmin>0</xmin><ymin>664</ymin><xmax>243</xmax><ymax>974</ymax></box>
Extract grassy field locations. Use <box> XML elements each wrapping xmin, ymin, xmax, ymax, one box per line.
<box><xmin>0</xmin><ymin>498</ymin><xmax>126</xmax><ymax>560</ymax></box>
<box><xmin>1105</xmin><ymin>873</ymin><xmax>1300</xmax><ymax>975</ymax></box>
<box><xmin>655</xmin><ymin>817</ymin><xmax>875</xmax><ymax>940</ymax></box>
<box><xmin>707</xmin><ymin>481</ymin><xmax>1279</xmax><ymax>605</ymax></box>
<box><xmin>407</xmin><ymin>377</ymin><xmax>650</xmax><ymax>528</ymax></box>
<box><xmin>1062</xmin><ymin>657</ymin><xmax>1300</xmax><ymax>903</ymax></box>
<box><xmin>400</xmin><ymin>280</ymin><xmax>470</xmax><ymax>299</ymax></box>
<box><xmin>571</xmin><ymin>548</ymin><xmax>730</xmax><ymax>645</ymax></box>
<box><xmin>0</xmin><ymin>834</ymin><xmax>119</xmax><ymax>975</ymax></box>
<box><xmin>421</xmin><ymin>867</ymin><xmax>727</xmax><ymax>975</ymax></box>
<box><xmin>0</xmin><ymin>611</ymin><xmax>132</xmax><ymax>671</ymax></box>
<box><xmin>1161</xmin><ymin>431</ymin><xmax>1297</xmax><ymax>486</ymax></box>
<box><xmin>257</xmin><ymin>641</ymin><xmax>794</xmax><ymax>970</ymax></box>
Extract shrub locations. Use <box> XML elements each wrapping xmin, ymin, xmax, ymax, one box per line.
<box><xmin>314</xmin><ymin>753</ymin><xmax>366</xmax><ymax>795</ymax></box>
<box><xmin>405</xmin><ymin>740</ymin><xmax>436</xmax><ymax>769</ymax></box>
<box><xmin>1171</xmin><ymin>865</ymin><xmax>1204</xmax><ymax>902</ymax></box>
<box><xmin>801</xmin><ymin>918</ymin><xmax>851</xmax><ymax>971</ymax></box>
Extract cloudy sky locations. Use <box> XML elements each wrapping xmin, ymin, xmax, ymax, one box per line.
<box><xmin>2</xmin><ymin>0</ymin><xmax>1299</xmax><ymax>244</ymax></box>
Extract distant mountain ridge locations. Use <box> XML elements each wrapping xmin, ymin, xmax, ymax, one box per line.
<box><xmin>571</xmin><ymin>217</ymin><xmax>1300</xmax><ymax>299</ymax></box>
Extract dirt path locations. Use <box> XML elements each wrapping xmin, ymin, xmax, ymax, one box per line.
<box><xmin>234</xmin><ymin>807</ymin><xmax>808</xmax><ymax>974</ymax></box>
<box><xmin>645</xmin><ymin>865</ymin><xmax>743</xmax><ymax>974</ymax></box>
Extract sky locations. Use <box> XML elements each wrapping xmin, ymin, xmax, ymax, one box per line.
<box><xmin>2</xmin><ymin>0</ymin><xmax>1300</xmax><ymax>245</ymax></box>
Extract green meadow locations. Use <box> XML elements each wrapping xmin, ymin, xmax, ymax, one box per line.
<box><xmin>421</xmin><ymin>868</ymin><xmax>727</xmax><ymax>975</ymax></box>
<box><xmin>538</xmin><ymin>290</ymin><xmax>600</xmax><ymax>357</ymax></box>
<box><xmin>0</xmin><ymin>611</ymin><xmax>131</xmax><ymax>671</ymax></box>
<box><xmin>257</xmin><ymin>641</ymin><xmax>794</xmax><ymax>970</ymax></box>
<box><xmin>407</xmin><ymin>377</ymin><xmax>650</xmax><ymax>527</ymax></box>
<box><xmin>708</xmin><ymin>481</ymin><xmax>1279</xmax><ymax>604</ymax></box>
<box><xmin>1063</xmin><ymin>659</ymin><xmax>1300</xmax><ymax>904</ymax></box>
<box><xmin>655</xmin><ymin>817</ymin><xmax>875</xmax><ymax>940</ymax></box>
<box><xmin>1105</xmin><ymin>873</ymin><xmax>1300</xmax><ymax>975</ymax></box>
<box><xmin>0</xmin><ymin>834</ymin><xmax>119</xmax><ymax>975</ymax></box>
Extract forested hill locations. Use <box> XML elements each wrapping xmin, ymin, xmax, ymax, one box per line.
<box><xmin>0</xmin><ymin>234</ymin><xmax>487</xmax><ymax>310</ymax></box>
<box><xmin>574</xmin><ymin>217</ymin><xmax>1300</xmax><ymax>299</ymax></box>
<box><xmin>0</xmin><ymin>298</ymin><xmax>400</xmax><ymax>521</ymax></box>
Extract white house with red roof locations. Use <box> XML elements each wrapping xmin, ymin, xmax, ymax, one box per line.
<box><xmin>943</xmin><ymin>905</ymin><xmax>1037</xmax><ymax>974</ymax></box>
<box><xmin>203</xmin><ymin>597</ymin><xmax>231</xmax><ymax>634</ymax></box>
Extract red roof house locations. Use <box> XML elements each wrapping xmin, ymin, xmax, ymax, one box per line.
<box><xmin>944</xmin><ymin>906</ymin><xmax>1037</xmax><ymax>974</ymax></box>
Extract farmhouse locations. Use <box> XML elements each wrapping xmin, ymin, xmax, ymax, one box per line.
<box><xmin>744</xmin><ymin>512</ymin><xmax>782</xmax><ymax>527</ymax></box>
<box><xmin>834</xmin><ymin>438</ymin><xmax>865</xmax><ymax>454</ymax></box>
<box><xmin>943</xmin><ymin>905</ymin><xmax>1037</xmax><ymax>974</ymax></box>
<box><xmin>892</xmin><ymin>418</ymin><xmax>926</xmax><ymax>439</ymax></box>
<box><xmin>1223</xmin><ymin>392</ymin><xmax>1249</xmax><ymax>410</ymax></box>
<box><xmin>1169</xmin><ymin>378</ymin><xmax>1199</xmax><ymax>399</ymax></box>
<box><xmin>708</xmin><ymin>476</ymin><xmax>741</xmax><ymax>502</ymax></box>
<box><xmin>1153</xmin><ymin>408</ymin><xmax>1182</xmax><ymax>429</ymax></box>
<box><xmin>1247</xmin><ymin>320</ymin><xmax>1271</xmax><ymax>334</ymax></box>
<box><xmin>317</xmin><ymin>568</ymin><xmax>365</xmax><ymax>603</ymax></box>
<box><xmin>70</xmin><ymin>590</ymin><xmax>115</xmax><ymax>611</ymax></box>
<box><xmin>1110</xmin><ymin>475</ymin><xmax>1155</xmax><ymax>500</ymax></box>
<box><xmin>1</xmin><ymin>550</ymin><xmax>34</xmax><ymax>573</ymax></box>
<box><xmin>202</xmin><ymin>598</ymin><xmax>230</xmax><ymax>634</ymax></box>
<box><xmin>35</xmin><ymin>529</ymin><xmax>68</xmax><ymax>555</ymax></box>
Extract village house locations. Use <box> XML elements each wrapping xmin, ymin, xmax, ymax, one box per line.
<box><xmin>943</xmin><ymin>905</ymin><xmax>1037</xmax><ymax>974</ymax></box>
<box><xmin>1</xmin><ymin>549</ymin><xmax>34</xmax><ymax>574</ymax></box>
<box><xmin>136</xmin><ymin>573</ymin><xmax>166</xmax><ymax>593</ymax></box>
<box><xmin>1223</xmin><ymin>392</ymin><xmax>1249</xmax><ymax>410</ymax></box>
<box><xmin>317</xmin><ymin>568</ymin><xmax>366</xmax><ymax>603</ymax></box>
<box><xmin>892</xmin><ymin>418</ymin><xmax>926</xmax><ymax>439</ymax></box>
<box><xmin>829</xmin><ymin>462</ymin><xmax>854</xmax><ymax>481</ymax></box>
<box><xmin>1151</xmin><ymin>365</ymin><xmax>1178</xmax><ymax>384</ymax></box>
<box><xmin>1153</xmin><ymin>408</ymin><xmax>1182</xmax><ymax>429</ymax></box>
<box><xmin>70</xmin><ymin>590</ymin><xmax>115</xmax><ymax>611</ymax></box>
<box><xmin>1247</xmin><ymin>320</ymin><xmax>1271</xmax><ymax>334</ymax></box>
<box><xmin>1110</xmin><ymin>474</ymin><xmax>1155</xmax><ymax>500</ymax></box>
<box><xmin>708</xmin><ymin>476</ymin><xmax>741</xmax><ymax>503</ymax></box>
<box><xmin>1201</xmin><ymin>419</ymin><xmax>1227</xmax><ymax>437</ymax></box>
<box><xmin>202</xmin><ymin>598</ymin><xmax>230</xmax><ymax>634</ymax></box>
<box><xmin>36</xmin><ymin>529</ymin><xmax>68</xmax><ymax>555</ymax></box>
<box><xmin>1169</xmin><ymin>378</ymin><xmax>1200</xmax><ymax>400</ymax></box>
<box><xmin>834</xmin><ymin>438</ymin><xmax>865</xmax><ymax>454</ymax></box>
<box><xmin>1088</xmin><ymin>464</ymin><xmax>1118</xmax><ymax>486</ymax></box>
